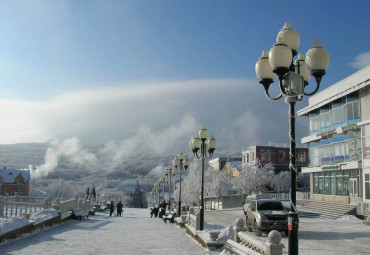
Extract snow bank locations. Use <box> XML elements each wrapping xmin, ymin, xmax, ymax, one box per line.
<box><xmin>216</xmin><ymin>226</ymin><xmax>234</xmax><ymax>242</ymax></box>
<box><xmin>29</xmin><ymin>209</ymin><xmax>59</xmax><ymax>224</ymax></box>
<box><xmin>197</xmin><ymin>225</ymin><xmax>233</xmax><ymax>243</ymax></box>
<box><xmin>0</xmin><ymin>217</ymin><xmax>30</xmax><ymax>235</ymax></box>
<box><xmin>335</xmin><ymin>215</ymin><xmax>361</xmax><ymax>222</ymax></box>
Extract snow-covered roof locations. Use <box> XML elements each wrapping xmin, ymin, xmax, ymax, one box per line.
<box><xmin>113</xmin><ymin>186</ymin><xmax>136</xmax><ymax>192</ymax></box>
<box><xmin>33</xmin><ymin>189</ymin><xmax>49</xmax><ymax>198</ymax></box>
<box><xmin>298</xmin><ymin>65</ymin><xmax>370</xmax><ymax>116</ymax></box>
<box><xmin>0</xmin><ymin>169</ymin><xmax>30</xmax><ymax>183</ymax></box>
<box><xmin>228</xmin><ymin>161</ymin><xmax>242</xmax><ymax>169</ymax></box>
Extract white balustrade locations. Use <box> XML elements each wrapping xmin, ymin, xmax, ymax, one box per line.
<box><xmin>0</xmin><ymin>195</ymin><xmax>90</xmax><ymax>217</ymax></box>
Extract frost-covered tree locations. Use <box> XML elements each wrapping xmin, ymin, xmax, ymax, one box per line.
<box><xmin>270</xmin><ymin>171</ymin><xmax>291</xmax><ymax>193</ymax></box>
<box><xmin>205</xmin><ymin>168</ymin><xmax>232</xmax><ymax>197</ymax></box>
<box><xmin>231</xmin><ymin>161</ymin><xmax>275</xmax><ymax>195</ymax></box>
<box><xmin>179</xmin><ymin>159</ymin><xmax>202</xmax><ymax>206</ymax></box>
<box><xmin>100</xmin><ymin>188</ymin><xmax>132</xmax><ymax>207</ymax></box>
<box><xmin>44</xmin><ymin>178</ymin><xmax>86</xmax><ymax>198</ymax></box>
<box><xmin>175</xmin><ymin>158</ymin><xmax>233</xmax><ymax>206</ymax></box>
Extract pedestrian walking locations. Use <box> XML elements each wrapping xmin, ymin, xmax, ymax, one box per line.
<box><xmin>153</xmin><ymin>206</ymin><xmax>159</xmax><ymax>218</ymax></box>
<box><xmin>117</xmin><ymin>201</ymin><xmax>123</xmax><ymax>217</ymax></box>
<box><xmin>110</xmin><ymin>201</ymin><xmax>115</xmax><ymax>217</ymax></box>
<box><xmin>158</xmin><ymin>200</ymin><xmax>167</xmax><ymax>218</ymax></box>
<box><xmin>150</xmin><ymin>205</ymin><xmax>157</xmax><ymax>218</ymax></box>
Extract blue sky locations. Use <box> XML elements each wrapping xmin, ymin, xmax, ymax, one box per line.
<box><xmin>0</xmin><ymin>0</ymin><xmax>369</xmax><ymax>146</ymax></box>
<box><xmin>0</xmin><ymin>1</ymin><xmax>369</xmax><ymax>100</ymax></box>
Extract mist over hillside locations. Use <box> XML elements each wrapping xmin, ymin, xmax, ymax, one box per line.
<box><xmin>0</xmin><ymin>110</ymin><xmax>307</xmax><ymax>193</ymax></box>
<box><xmin>0</xmin><ymin>142</ymin><xmax>244</xmax><ymax>192</ymax></box>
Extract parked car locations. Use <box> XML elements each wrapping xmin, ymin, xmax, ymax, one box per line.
<box><xmin>245</xmin><ymin>199</ymin><xmax>288</xmax><ymax>236</ymax></box>
<box><xmin>243</xmin><ymin>193</ymin><xmax>272</xmax><ymax>215</ymax></box>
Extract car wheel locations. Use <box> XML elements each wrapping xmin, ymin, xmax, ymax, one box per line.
<box><xmin>254</xmin><ymin>221</ymin><xmax>262</xmax><ymax>236</ymax></box>
<box><xmin>246</xmin><ymin>217</ymin><xmax>253</xmax><ymax>232</ymax></box>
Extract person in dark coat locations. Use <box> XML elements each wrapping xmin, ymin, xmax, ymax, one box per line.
<box><xmin>150</xmin><ymin>205</ymin><xmax>154</xmax><ymax>218</ymax></box>
<box><xmin>158</xmin><ymin>200</ymin><xmax>168</xmax><ymax>218</ymax></box>
<box><xmin>153</xmin><ymin>206</ymin><xmax>159</xmax><ymax>218</ymax></box>
<box><xmin>117</xmin><ymin>201</ymin><xmax>123</xmax><ymax>217</ymax></box>
<box><xmin>110</xmin><ymin>201</ymin><xmax>115</xmax><ymax>217</ymax></box>
<box><xmin>92</xmin><ymin>186</ymin><xmax>96</xmax><ymax>201</ymax></box>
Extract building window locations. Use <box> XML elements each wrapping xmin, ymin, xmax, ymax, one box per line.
<box><xmin>348</xmin><ymin>130</ymin><xmax>362</xmax><ymax>161</ymax></box>
<box><xmin>260</xmin><ymin>149</ymin><xmax>266</xmax><ymax>161</ymax></box>
<box><xmin>278</xmin><ymin>150</ymin><xmax>285</xmax><ymax>162</ymax></box>
<box><xmin>324</xmin><ymin>172</ymin><xmax>330</xmax><ymax>195</ymax></box>
<box><xmin>19</xmin><ymin>189</ymin><xmax>23</xmax><ymax>193</ymax></box>
<box><xmin>297</xmin><ymin>151</ymin><xmax>306</xmax><ymax>162</ymax></box>
<box><xmin>331</xmin><ymin>99</ymin><xmax>345</xmax><ymax>129</ymax></box>
<box><xmin>313</xmin><ymin>169</ymin><xmax>359</xmax><ymax>196</ymax></box>
<box><xmin>310</xmin><ymin>93</ymin><xmax>360</xmax><ymax>136</ymax></box>
<box><xmin>309</xmin><ymin>111</ymin><xmax>320</xmax><ymax>135</ymax></box>
<box><xmin>266</xmin><ymin>149</ymin><xmax>271</xmax><ymax>161</ymax></box>
<box><xmin>365</xmin><ymin>174</ymin><xmax>370</xmax><ymax>200</ymax></box>
<box><xmin>363</xmin><ymin>124</ymin><xmax>370</xmax><ymax>159</ymax></box>
<box><xmin>320</xmin><ymin>110</ymin><xmax>330</xmax><ymax>133</ymax></box>
<box><xmin>250</xmin><ymin>151</ymin><xmax>255</xmax><ymax>162</ymax></box>
<box><xmin>14</xmin><ymin>188</ymin><xmax>18</xmax><ymax>193</ymax></box>
<box><xmin>330</xmin><ymin>171</ymin><xmax>336</xmax><ymax>195</ymax></box>
<box><xmin>309</xmin><ymin>143</ymin><xmax>320</xmax><ymax>167</ymax></box>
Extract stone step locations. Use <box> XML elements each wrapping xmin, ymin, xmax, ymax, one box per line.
<box><xmin>303</xmin><ymin>205</ymin><xmax>355</xmax><ymax>213</ymax></box>
<box><xmin>300</xmin><ymin>200</ymin><xmax>356</xmax><ymax>219</ymax></box>
<box><xmin>302</xmin><ymin>201</ymin><xmax>355</xmax><ymax>209</ymax></box>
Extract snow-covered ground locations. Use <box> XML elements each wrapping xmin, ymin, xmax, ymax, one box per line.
<box><xmin>0</xmin><ymin>217</ymin><xmax>30</xmax><ymax>235</ymax></box>
<box><xmin>205</xmin><ymin>209</ymin><xmax>370</xmax><ymax>255</ymax></box>
<box><xmin>29</xmin><ymin>209</ymin><xmax>59</xmax><ymax>225</ymax></box>
<box><xmin>2</xmin><ymin>208</ymin><xmax>370</xmax><ymax>255</ymax></box>
<box><xmin>0</xmin><ymin>209</ymin><xmax>59</xmax><ymax>235</ymax></box>
<box><xmin>0</xmin><ymin>208</ymin><xmax>211</xmax><ymax>255</ymax></box>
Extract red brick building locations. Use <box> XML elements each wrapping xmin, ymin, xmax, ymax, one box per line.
<box><xmin>0</xmin><ymin>169</ymin><xmax>30</xmax><ymax>196</ymax></box>
<box><xmin>242</xmin><ymin>145</ymin><xmax>308</xmax><ymax>173</ymax></box>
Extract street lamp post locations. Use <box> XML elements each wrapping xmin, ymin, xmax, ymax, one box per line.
<box><xmin>255</xmin><ymin>22</ymin><xmax>329</xmax><ymax>255</ymax></box>
<box><xmin>155</xmin><ymin>181</ymin><xmax>160</xmax><ymax>204</ymax></box>
<box><xmin>165</xmin><ymin>163</ymin><xmax>174</xmax><ymax>211</ymax></box>
<box><xmin>190</xmin><ymin>126</ymin><xmax>217</xmax><ymax>230</ymax></box>
<box><xmin>153</xmin><ymin>183</ymin><xmax>157</xmax><ymax>204</ymax></box>
<box><xmin>160</xmin><ymin>177</ymin><xmax>165</xmax><ymax>203</ymax></box>
<box><xmin>173</xmin><ymin>152</ymin><xmax>189</xmax><ymax>216</ymax></box>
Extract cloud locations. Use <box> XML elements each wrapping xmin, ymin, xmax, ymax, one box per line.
<box><xmin>350</xmin><ymin>52</ymin><xmax>370</xmax><ymax>69</ymax></box>
<box><xmin>0</xmin><ymin>78</ymin><xmax>305</xmax><ymax>150</ymax></box>
<box><xmin>4</xmin><ymin>78</ymin><xmax>309</xmax><ymax>178</ymax></box>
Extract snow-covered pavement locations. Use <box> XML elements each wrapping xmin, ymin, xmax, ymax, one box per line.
<box><xmin>206</xmin><ymin>209</ymin><xmax>370</xmax><ymax>255</ymax></box>
<box><xmin>0</xmin><ymin>208</ymin><xmax>209</xmax><ymax>255</ymax></box>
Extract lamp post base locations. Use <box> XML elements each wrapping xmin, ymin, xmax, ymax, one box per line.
<box><xmin>178</xmin><ymin>201</ymin><xmax>182</xmax><ymax>216</ymax></box>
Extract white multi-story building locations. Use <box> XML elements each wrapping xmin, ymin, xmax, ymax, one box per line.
<box><xmin>298</xmin><ymin>65</ymin><xmax>370</xmax><ymax>207</ymax></box>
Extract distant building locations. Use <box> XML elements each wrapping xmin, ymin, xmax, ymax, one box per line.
<box><xmin>209</xmin><ymin>157</ymin><xmax>242</xmax><ymax>172</ymax></box>
<box><xmin>221</xmin><ymin>161</ymin><xmax>242</xmax><ymax>177</ymax></box>
<box><xmin>0</xmin><ymin>169</ymin><xmax>30</xmax><ymax>196</ymax></box>
<box><xmin>132</xmin><ymin>180</ymin><xmax>147</xmax><ymax>208</ymax></box>
<box><xmin>242</xmin><ymin>144</ymin><xmax>308</xmax><ymax>173</ymax></box>
<box><xmin>113</xmin><ymin>181</ymin><xmax>147</xmax><ymax>208</ymax></box>
<box><xmin>298</xmin><ymin>65</ymin><xmax>370</xmax><ymax>205</ymax></box>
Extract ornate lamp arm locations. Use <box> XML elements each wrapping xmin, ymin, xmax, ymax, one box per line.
<box><xmin>205</xmin><ymin>151</ymin><xmax>214</xmax><ymax>159</ymax></box>
<box><xmin>303</xmin><ymin>70</ymin><xmax>325</xmax><ymax>96</ymax></box>
<box><xmin>260</xmin><ymin>79</ymin><xmax>284</xmax><ymax>101</ymax></box>
<box><xmin>193</xmin><ymin>150</ymin><xmax>202</xmax><ymax>159</ymax></box>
